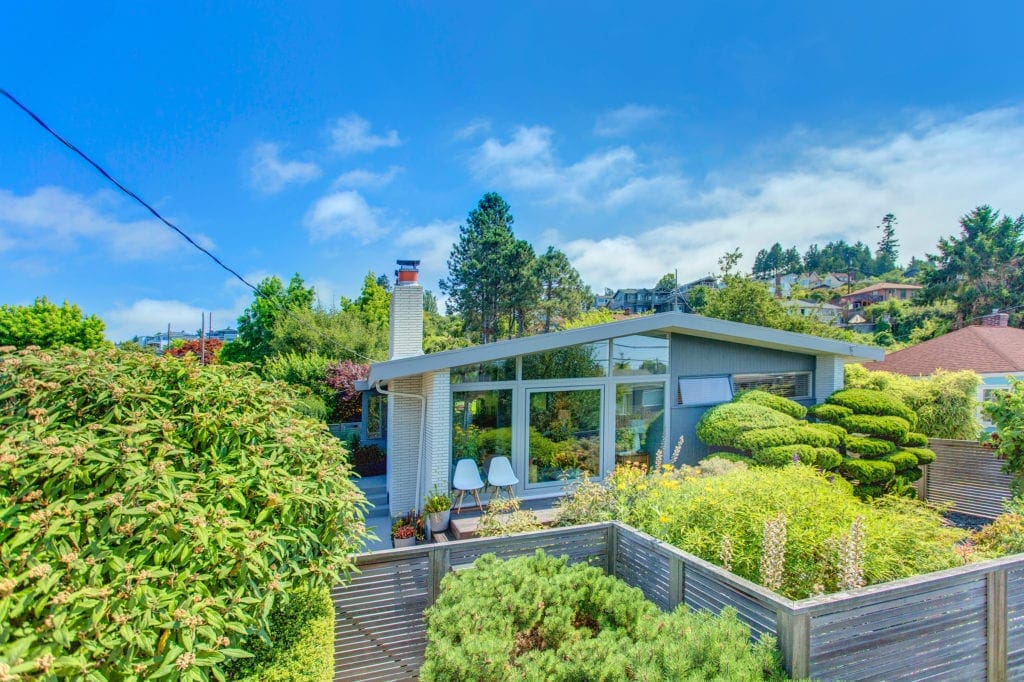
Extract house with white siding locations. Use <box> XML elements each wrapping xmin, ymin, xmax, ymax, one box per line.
<box><xmin>364</xmin><ymin>261</ymin><xmax>883</xmax><ymax>515</ymax></box>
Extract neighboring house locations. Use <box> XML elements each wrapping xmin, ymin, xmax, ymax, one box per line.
<box><xmin>782</xmin><ymin>299</ymin><xmax>842</xmax><ymax>325</ymax></box>
<box><xmin>606</xmin><ymin>276</ymin><xmax>718</xmax><ymax>314</ymax></box>
<box><xmin>860</xmin><ymin>312</ymin><xmax>1024</xmax><ymax>429</ymax></box>
<box><xmin>207</xmin><ymin>327</ymin><xmax>239</xmax><ymax>343</ymax></box>
<box><xmin>842</xmin><ymin>313</ymin><xmax>874</xmax><ymax>334</ymax></box>
<box><xmin>362</xmin><ymin>261</ymin><xmax>881</xmax><ymax>514</ymax></box>
<box><xmin>134</xmin><ymin>329</ymin><xmax>198</xmax><ymax>350</ymax></box>
<box><xmin>840</xmin><ymin>282</ymin><xmax>922</xmax><ymax>308</ymax></box>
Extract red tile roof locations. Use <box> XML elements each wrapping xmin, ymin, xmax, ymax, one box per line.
<box><xmin>861</xmin><ymin>326</ymin><xmax>1024</xmax><ymax>376</ymax></box>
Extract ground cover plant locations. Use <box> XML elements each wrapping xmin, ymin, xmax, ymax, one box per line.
<box><xmin>610</xmin><ymin>464</ymin><xmax>966</xmax><ymax>599</ymax></box>
<box><xmin>0</xmin><ymin>346</ymin><xmax>368</xmax><ymax>680</ymax></box>
<box><xmin>421</xmin><ymin>550</ymin><xmax>785</xmax><ymax>681</ymax></box>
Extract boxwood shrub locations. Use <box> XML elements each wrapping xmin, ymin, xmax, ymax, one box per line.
<box><xmin>695</xmin><ymin>402</ymin><xmax>796</xmax><ymax>447</ymax></box>
<box><xmin>735</xmin><ymin>389</ymin><xmax>807</xmax><ymax>419</ymax></box>
<box><xmin>840</xmin><ymin>414</ymin><xmax>911</xmax><ymax>443</ymax></box>
<box><xmin>900</xmin><ymin>432</ymin><xmax>930</xmax><ymax>448</ymax></box>
<box><xmin>421</xmin><ymin>551</ymin><xmax>784</xmax><ymax>681</ymax></box>
<box><xmin>883</xmin><ymin>450</ymin><xmax>920</xmax><ymax>472</ymax></box>
<box><xmin>0</xmin><ymin>347</ymin><xmax>368</xmax><ymax>679</ymax></box>
<box><xmin>840</xmin><ymin>457</ymin><xmax>897</xmax><ymax>484</ymax></box>
<box><xmin>807</xmin><ymin>403</ymin><xmax>853</xmax><ymax>423</ymax></box>
<box><xmin>845</xmin><ymin>436</ymin><xmax>897</xmax><ymax>458</ymax></box>
<box><xmin>754</xmin><ymin>444</ymin><xmax>817</xmax><ymax>467</ymax></box>
<box><xmin>813</xmin><ymin>447</ymin><xmax>843</xmax><ymax>470</ymax></box>
<box><xmin>827</xmin><ymin>388</ymin><xmax>918</xmax><ymax>428</ymax></box>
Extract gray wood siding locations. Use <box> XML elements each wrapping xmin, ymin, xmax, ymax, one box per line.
<box><xmin>668</xmin><ymin>334</ymin><xmax>816</xmax><ymax>465</ymax></box>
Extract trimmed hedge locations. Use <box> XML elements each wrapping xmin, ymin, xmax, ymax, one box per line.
<box><xmin>735</xmin><ymin>389</ymin><xmax>808</xmax><ymax>419</ymax></box>
<box><xmin>754</xmin><ymin>444</ymin><xmax>816</xmax><ymax>467</ymax></box>
<box><xmin>840</xmin><ymin>414</ymin><xmax>911</xmax><ymax>443</ymax></box>
<box><xmin>808</xmin><ymin>422</ymin><xmax>848</xmax><ymax>446</ymax></box>
<box><xmin>840</xmin><ymin>457</ymin><xmax>897</xmax><ymax>484</ymax></box>
<box><xmin>735</xmin><ymin>425</ymin><xmax>840</xmax><ymax>453</ymax></box>
<box><xmin>806</xmin><ymin>403</ymin><xmax>853</xmax><ymax>423</ymax></box>
<box><xmin>902</xmin><ymin>446</ymin><xmax>937</xmax><ymax>465</ymax></box>
<box><xmin>901</xmin><ymin>432</ymin><xmax>929</xmax><ymax>448</ymax></box>
<box><xmin>884</xmin><ymin>450</ymin><xmax>920</xmax><ymax>472</ymax></box>
<box><xmin>845</xmin><ymin>436</ymin><xmax>897</xmax><ymax>458</ymax></box>
<box><xmin>813</xmin><ymin>447</ymin><xmax>843</xmax><ymax>470</ymax></box>
<box><xmin>827</xmin><ymin>388</ymin><xmax>918</xmax><ymax>428</ymax></box>
<box><xmin>421</xmin><ymin>551</ymin><xmax>784</xmax><ymax>681</ymax></box>
<box><xmin>695</xmin><ymin>402</ymin><xmax>796</xmax><ymax>447</ymax></box>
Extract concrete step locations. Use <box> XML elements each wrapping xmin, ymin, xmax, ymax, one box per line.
<box><xmin>365</xmin><ymin>502</ymin><xmax>390</xmax><ymax>519</ymax></box>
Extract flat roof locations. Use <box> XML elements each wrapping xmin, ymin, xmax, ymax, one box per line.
<box><xmin>366</xmin><ymin>311</ymin><xmax>883</xmax><ymax>385</ymax></box>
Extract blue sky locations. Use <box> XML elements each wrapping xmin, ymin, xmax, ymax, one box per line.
<box><xmin>2</xmin><ymin>2</ymin><xmax>1024</xmax><ymax>340</ymax></box>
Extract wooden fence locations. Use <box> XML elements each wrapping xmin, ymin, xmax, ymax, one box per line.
<box><xmin>925</xmin><ymin>439</ymin><xmax>1015</xmax><ymax>518</ymax></box>
<box><xmin>332</xmin><ymin>521</ymin><xmax>1024</xmax><ymax>681</ymax></box>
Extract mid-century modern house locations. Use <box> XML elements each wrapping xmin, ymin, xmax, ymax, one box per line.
<box><xmin>365</xmin><ymin>262</ymin><xmax>883</xmax><ymax>515</ymax></box>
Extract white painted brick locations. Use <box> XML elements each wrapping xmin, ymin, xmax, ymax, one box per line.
<box><xmin>389</xmin><ymin>285</ymin><xmax>423</xmax><ymax>360</ymax></box>
<box><xmin>815</xmin><ymin>356</ymin><xmax>846</xmax><ymax>402</ymax></box>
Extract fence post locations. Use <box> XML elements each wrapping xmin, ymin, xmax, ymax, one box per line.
<box><xmin>428</xmin><ymin>547</ymin><xmax>450</xmax><ymax>606</ymax></box>
<box><xmin>607</xmin><ymin>523</ymin><xmax>618</xmax><ymax>577</ymax></box>
<box><xmin>668</xmin><ymin>554</ymin><xmax>685</xmax><ymax>609</ymax></box>
<box><xmin>776</xmin><ymin>608</ymin><xmax>809</xmax><ymax>680</ymax></box>
<box><xmin>988</xmin><ymin>568</ymin><xmax>1008</xmax><ymax>682</ymax></box>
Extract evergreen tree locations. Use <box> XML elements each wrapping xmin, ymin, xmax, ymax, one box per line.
<box><xmin>874</xmin><ymin>213</ymin><xmax>900</xmax><ymax>275</ymax></box>
<box><xmin>533</xmin><ymin>246</ymin><xmax>592</xmax><ymax>332</ymax></box>
<box><xmin>717</xmin><ymin>248</ymin><xmax>743</xmax><ymax>277</ymax></box>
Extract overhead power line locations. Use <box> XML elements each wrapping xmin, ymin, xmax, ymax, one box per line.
<box><xmin>1</xmin><ymin>86</ymin><xmax>381</xmax><ymax>362</ymax></box>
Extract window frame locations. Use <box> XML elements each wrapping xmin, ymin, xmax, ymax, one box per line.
<box><xmin>731</xmin><ymin>371</ymin><xmax>813</xmax><ymax>400</ymax></box>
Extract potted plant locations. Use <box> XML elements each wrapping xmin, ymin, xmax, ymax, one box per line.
<box><xmin>423</xmin><ymin>486</ymin><xmax>453</xmax><ymax>534</ymax></box>
<box><xmin>392</xmin><ymin>524</ymin><xmax>416</xmax><ymax>548</ymax></box>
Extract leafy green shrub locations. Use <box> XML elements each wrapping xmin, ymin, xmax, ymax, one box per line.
<box><xmin>840</xmin><ymin>414</ymin><xmax>911</xmax><ymax>443</ymax></box>
<box><xmin>845</xmin><ymin>364</ymin><xmax>980</xmax><ymax>439</ymax></box>
<box><xmin>555</xmin><ymin>476</ymin><xmax>619</xmax><ymax>526</ymax></box>
<box><xmin>735</xmin><ymin>389</ymin><xmax>807</xmax><ymax>419</ymax></box>
<box><xmin>840</xmin><ymin>458</ymin><xmax>897</xmax><ymax>484</ymax></box>
<box><xmin>754</xmin><ymin>444</ymin><xmax>817</xmax><ymax>467</ymax></box>
<box><xmin>813</xmin><ymin>447</ymin><xmax>843</xmax><ymax>470</ymax></box>
<box><xmin>421</xmin><ymin>551</ymin><xmax>784</xmax><ymax>681</ymax></box>
<box><xmin>901</xmin><ymin>432</ymin><xmax>930</xmax><ymax>448</ymax></box>
<box><xmin>695</xmin><ymin>402</ymin><xmax>796</xmax><ymax>446</ymax></box>
<box><xmin>262</xmin><ymin>351</ymin><xmax>335</xmax><ymax>419</ymax></box>
<box><xmin>884</xmin><ymin>450</ymin><xmax>920</xmax><ymax>472</ymax></box>
<box><xmin>613</xmin><ymin>465</ymin><xmax>965</xmax><ymax>599</ymax></box>
<box><xmin>476</xmin><ymin>497</ymin><xmax>543</xmax><ymax>537</ymax></box>
<box><xmin>827</xmin><ymin>388</ymin><xmax>918</xmax><ymax>428</ymax></box>
<box><xmin>0</xmin><ymin>347</ymin><xmax>368</xmax><ymax>679</ymax></box>
<box><xmin>845</xmin><ymin>436</ymin><xmax>897</xmax><ymax>458</ymax></box>
<box><xmin>226</xmin><ymin>586</ymin><xmax>333</xmax><ymax>681</ymax></box>
<box><xmin>809</xmin><ymin>422</ymin><xmax>848</xmax><ymax>447</ymax></box>
<box><xmin>902</xmin><ymin>446</ymin><xmax>937</xmax><ymax>465</ymax></box>
<box><xmin>982</xmin><ymin>378</ymin><xmax>1024</xmax><ymax>496</ymax></box>
<box><xmin>807</xmin><ymin>403</ymin><xmax>853</xmax><ymax>423</ymax></box>
<box><xmin>972</xmin><ymin>514</ymin><xmax>1024</xmax><ymax>556</ymax></box>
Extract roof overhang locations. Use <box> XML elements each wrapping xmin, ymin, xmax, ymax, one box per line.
<box><xmin>366</xmin><ymin>312</ymin><xmax>883</xmax><ymax>386</ymax></box>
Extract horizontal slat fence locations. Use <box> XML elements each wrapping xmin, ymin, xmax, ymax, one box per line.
<box><xmin>926</xmin><ymin>439</ymin><xmax>1014</xmax><ymax>518</ymax></box>
<box><xmin>333</xmin><ymin>521</ymin><xmax>1024</xmax><ymax>681</ymax></box>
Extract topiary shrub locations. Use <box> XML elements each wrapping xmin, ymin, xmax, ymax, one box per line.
<box><xmin>734</xmin><ymin>426</ymin><xmax>804</xmax><ymax>452</ymax></box>
<box><xmin>827</xmin><ymin>388</ymin><xmax>918</xmax><ymax>428</ymax></box>
<box><xmin>695</xmin><ymin>402</ymin><xmax>796</xmax><ymax>447</ymax></box>
<box><xmin>813</xmin><ymin>447</ymin><xmax>843</xmax><ymax>470</ymax></box>
<box><xmin>735</xmin><ymin>389</ymin><xmax>808</xmax><ymax>419</ymax></box>
<box><xmin>754</xmin><ymin>444</ymin><xmax>816</xmax><ymax>467</ymax></box>
<box><xmin>840</xmin><ymin>457</ymin><xmax>897</xmax><ymax>484</ymax></box>
<box><xmin>902</xmin><ymin>446</ymin><xmax>937</xmax><ymax>465</ymax></box>
<box><xmin>226</xmin><ymin>586</ymin><xmax>334</xmax><ymax>681</ymax></box>
<box><xmin>884</xmin><ymin>450</ymin><xmax>920</xmax><ymax>472</ymax></box>
<box><xmin>0</xmin><ymin>347</ymin><xmax>368</xmax><ymax>679</ymax></box>
<box><xmin>845</xmin><ymin>436</ymin><xmax>897</xmax><ymax>458</ymax></box>
<box><xmin>808</xmin><ymin>422</ymin><xmax>848</xmax><ymax>447</ymax></box>
<box><xmin>840</xmin><ymin>414</ymin><xmax>911</xmax><ymax>443</ymax></box>
<box><xmin>901</xmin><ymin>432</ymin><xmax>930</xmax><ymax>448</ymax></box>
<box><xmin>807</xmin><ymin>403</ymin><xmax>853</xmax><ymax>423</ymax></box>
<box><xmin>421</xmin><ymin>551</ymin><xmax>784</xmax><ymax>681</ymax></box>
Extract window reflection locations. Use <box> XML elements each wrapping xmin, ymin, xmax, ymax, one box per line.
<box><xmin>522</xmin><ymin>342</ymin><xmax>608</xmax><ymax>380</ymax></box>
<box><xmin>528</xmin><ymin>389</ymin><xmax>601</xmax><ymax>484</ymax></box>
<box><xmin>615</xmin><ymin>382</ymin><xmax>665</xmax><ymax>469</ymax></box>
<box><xmin>612</xmin><ymin>334</ymin><xmax>669</xmax><ymax>376</ymax></box>
<box><xmin>451</xmin><ymin>389</ymin><xmax>513</xmax><ymax>479</ymax></box>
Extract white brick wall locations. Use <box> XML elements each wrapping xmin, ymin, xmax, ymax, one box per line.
<box><xmin>815</xmin><ymin>356</ymin><xmax>846</xmax><ymax>402</ymax></box>
<box><xmin>389</xmin><ymin>284</ymin><xmax>423</xmax><ymax>360</ymax></box>
<box><xmin>386</xmin><ymin>375</ymin><xmax>423</xmax><ymax>515</ymax></box>
<box><xmin>421</xmin><ymin>371</ymin><xmax>452</xmax><ymax>498</ymax></box>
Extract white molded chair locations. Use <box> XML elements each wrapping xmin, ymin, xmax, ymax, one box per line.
<box><xmin>452</xmin><ymin>459</ymin><xmax>484</xmax><ymax>513</ymax></box>
<box><xmin>486</xmin><ymin>456</ymin><xmax>519</xmax><ymax>499</ymax></box>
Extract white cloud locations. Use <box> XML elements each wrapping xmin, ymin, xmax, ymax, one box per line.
<box><xmin>331</xmin><ymin>166</ymin><xmax>402</xmax><ymax>189</ymax></box>
<box><xmin>249</xmin><ymin>142</ymin><xmax>321</xmax><ymax>193</ymax></box>
<box><xmin>594</xmin><ymin>104</ymin><xmax>666</xmax><ymax>137</ymax></box>
<box><xmin>453</xmin><ymin>118</ymin><xmax>492</xmax><ymax>140</ymax></box>
<box><xmin>559</xmin><ymin>107</ymin><xmax>1024</xmax><ymax>290</ymax></box>
<box><xmin>304</xmin><ymin>190</ymin><xmax>388</xmax><ymax>242</ymax></box>
<box><xmin>0</xmin><ymin>186</ymin><xmax>215</xmax><ymax>260</ymax></box>
<box><xmin>103</xmin><ymin>298</ymin><xmax>246</xmax><ymax>342</ymax></box>
<box><xmin>330</xmin><ymin>114</ymin><xmax>401</xmax><ymax>154</ymax></box>
<box><xmin>393</xmin><ymin>219</ymin><xmax>459</xmax><ymax>276</ymax></box>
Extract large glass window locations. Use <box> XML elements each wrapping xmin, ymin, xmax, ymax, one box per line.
<box><xmin>612</xmin><ymin>334</ymin><xmax>669</xmax><ymax>376</ymax></box>
<box><xmin>732</xmin><ymin>372</ymin><xmax>812</xmax><ymax>399</ymax></box>
<box><xmin>522</xmin><ymin>343</ymin><xmax>608</xmax><ymax>380</ymax></box>
<box><xmin>451</xmin><ymin>359</ymin><xmax>516</xmax><ymax>384</ymax></box>
<box><xmin>527</xmin><ymin>388</ymin><xmax>601</xmax><ymax>484</ymax></box>
<box><xmin>451</xmin><ymin>389</ymin><xmax>513</xmax><ymax>479</ymax></box>
<box><xmin>366</xmin><ymin>395</ymin><xmax>386</xmax><ymax>439</ymax></box>
<box><xmin>615</xmin><ymin>382</ymin><xmax>665</xmax><ymax>469</ymax></box>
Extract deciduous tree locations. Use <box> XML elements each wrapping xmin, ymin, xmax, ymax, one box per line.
<box><xmin>0</xmin><ymin>297</ymin><xmax>107</xmax><ymax>349</ymax></box>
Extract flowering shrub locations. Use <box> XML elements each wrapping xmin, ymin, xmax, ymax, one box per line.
<box><xmin>610</xmin><ymin>464</ymin><xmax>965</xmax><ymax>599</ymax></box>
<box><xmin>163</xmin><ymin>338</ymin><xmax>223</xmax><ymax>365</ymax></box>
<box><xmin>0</xmin><ymin>347</ymin><xmax>368</xmax><ymax>679</ymax></box>
<box><xmin>421</xmin><ymin>551</ymin><xmax>784</xmax><ymax>681</ymax></box>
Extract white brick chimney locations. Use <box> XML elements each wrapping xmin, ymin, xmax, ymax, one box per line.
<box><xmin>389</xmin><ymin>260</ymin><xmax>423</xmax><ymax>359</ymax></box>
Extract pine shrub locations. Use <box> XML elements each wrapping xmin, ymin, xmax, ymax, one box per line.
<box><xmin>883</xmin><ymin>450</ymin><xmax>920</xmax><ymax>472</ymax></box>
<box><xmin>902</xmin><ymin>446</ymin><xmax>937</xmax><ymax>465</ymax></box>
<box><xmin>695</xmin><ymin>402</ymin><xmax>796</xmax><ymax>447</ymax></box>
<box><xmin>827</xmin><ymin>388</ymin><xmax>918</xmax><ymax>428</ymax></box>
<box><xmin>901</xmin><ymin>432</ymin><xmax>930</xmax><ymax>448</ymax></box>
<box><xmin>754</xmin><ymin>444</ymin><xmax>817</xmax><ymax>467</ymax></box>
<box><xmin>845</xmin><ymin>436</ymin><xmax>897</xmax><ymax>458</ymax></box>
<box><xmin>840</xmin><ymin>458</ymin><xmax>897</xmax><ymax>484</ymax></box>
<box><xmin>735</xmin><ymin>389</ymin><xmax>808</xmax><ymax>419</ymax></box>
<box><xmin>0</xmin><ymin>347</ymin><xmax>368</xmax><ymax>679</ymax></box>
<box><xmin>840</xmin><ymin>414</ymin><xmax>911</xmax><ymax>443</ymax></box>
<box><xmin>813</xmin><ymin>447</ymin><xmax>843</xmax><ymax>470</ymax></box>
<box><xmin>807</xmin><ymin>403</ymin><xmax>853</xmax><ymax>423</ymax></box>
<box><xmin>421</xmin><ymin>551</ymin><xmax>784</xmax><ymax>681</ymax></box>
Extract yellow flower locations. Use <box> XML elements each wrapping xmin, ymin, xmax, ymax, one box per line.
<box><xmin>659</xmin><ymin>515</ymin><xmax>670</xmax><ymax>524</ymax></box>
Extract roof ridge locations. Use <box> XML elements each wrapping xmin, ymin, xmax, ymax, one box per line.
<box><xmin>971</xmin><ymin>326</ymin><xmax>1024</xmax><ymax>368</ymax></box>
